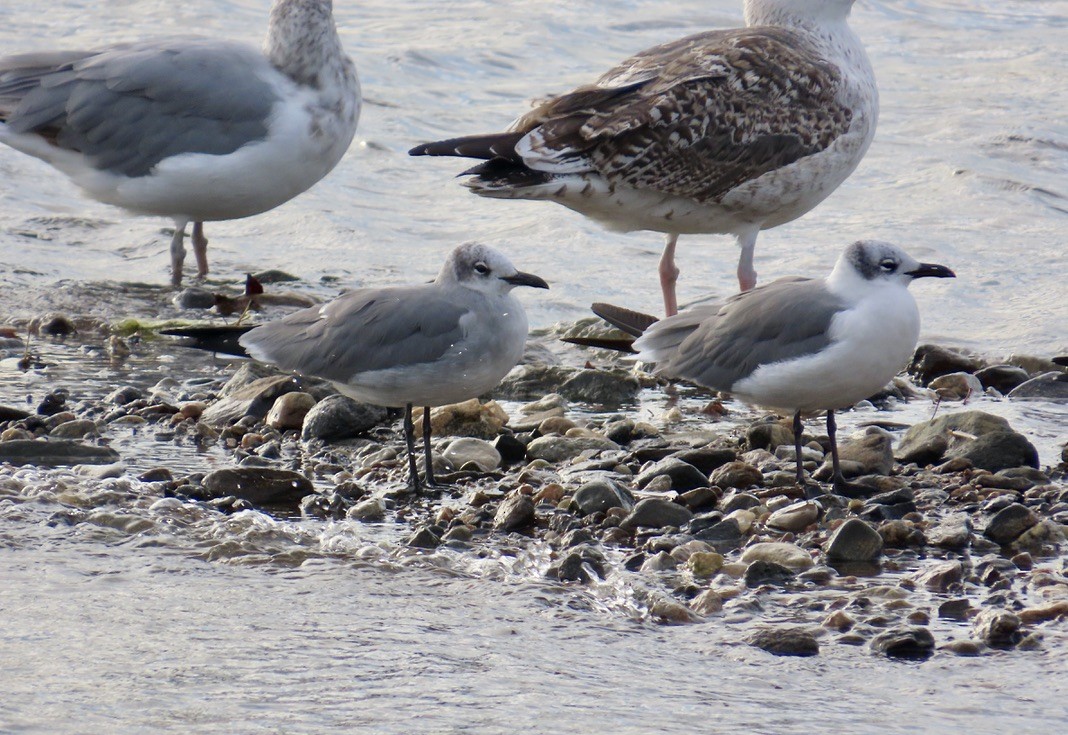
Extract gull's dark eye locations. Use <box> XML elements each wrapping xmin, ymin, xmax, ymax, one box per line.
<box><xmin>473</xmin><ymin>262</ymin><xmax>490</xmax><ymax>275</ymax></box>
<box><xmin>879</xmin><ymin>259</ymin><xmax>898</xmax><ymax>273</ymax></box>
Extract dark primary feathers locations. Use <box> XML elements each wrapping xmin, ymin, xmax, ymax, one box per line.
<box><xmin>159</xmin><ymin>325</ymin><xmax>255</xmax><ymax>357</ymax></box>
<box><xmin>411</xmin><ymin>27</ymin><xmax>851</xmax><ymax>201</ymax></box>
<box><xmin>238</xmin><ymin>286</ymin><xmax>470</xmax><ymax>383</ymax></box>
<box><xmin>0</xmin><ymin>39</ymin><xmax>278</xmax><ymax>177</ymax></box>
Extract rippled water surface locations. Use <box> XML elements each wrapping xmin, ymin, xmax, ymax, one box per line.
<box><xmin>1</xmin><ymin>1</ymin><xmax>1067</xmax><ymax>732</ymax></box>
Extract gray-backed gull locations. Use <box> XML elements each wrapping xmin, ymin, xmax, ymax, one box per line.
<box><xmin>598</xmin><ymin>241</ymin><xmax>954</xmax><ymax>495</ymax></box>
<box><xmin>0</xmin><ymin>0</ymin><xmax>360</xmax><ymax>286</ymax></box>
<box><xmin>410</xmin><ymin>0</ymin><xmax>878</xmax><ymax>315</ymax></box>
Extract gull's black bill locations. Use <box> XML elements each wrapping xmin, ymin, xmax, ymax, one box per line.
<box><xmin>906</xmin><ymin>263</ymin><xmax>956</xmax><ymax>279</ymax></box>
<box><xmin>502</xmin><ymin>271</ymin><xmax>550</xmax><ymax>289</ymax></box>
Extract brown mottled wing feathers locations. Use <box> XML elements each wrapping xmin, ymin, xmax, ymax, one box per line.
<box><xmin>518</xmin><ymin>27</ymin><xmax>850</xmax><ymax>202</ymax></box>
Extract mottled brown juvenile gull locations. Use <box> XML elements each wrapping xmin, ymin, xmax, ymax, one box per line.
<box><xmin>165</xmin><ymin>244</ymin><xmax>549</xmax><ymax>492</ymax></box>
<box><xmin>410</xmin><ymin>0</ymin><xmax>878</xmax><ymax>316</ymax></box>
<box><xmin>0</xmin><ymin>0</ymin><xmax>360</xmax><ymax>286</ymax></box>
<box><xmin>596</xmin><ymin>241</ymin><xmax>954</xmax><ymax>496</ymax></box>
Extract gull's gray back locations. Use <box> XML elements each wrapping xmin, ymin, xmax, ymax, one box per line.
<box><xmin>239</xmin><ymin>284</ymin><xmax>471</xmax><ymax>384</ymax></box>
<box><xmin>0</xmin><ymin>39</ymin><xmax>278</xmax><ymax>177</ymax></box>
<box><xmin>641</xmin><ymin>277</ymin><xmax>846</xmax><ymax>390</ymax></box>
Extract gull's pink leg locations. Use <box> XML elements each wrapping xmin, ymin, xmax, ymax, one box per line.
<box><xmin>659</xmin><ymin>233</ymin><xmax>680</xmax><ymax>317</ymax></box>
<box><xmin>192</xmin><ymin>221</ymin><xmax>210</xmax><ymax>279</ymax></box>
<box><xmin>170</xmin><ymin>218</ymin><xmax>188</xmax><ymax>288</ymax></box>
<box><xmin>737</xmin><ymin>228</ymin><xmax>759</xmax><ymax>292</ymax></box>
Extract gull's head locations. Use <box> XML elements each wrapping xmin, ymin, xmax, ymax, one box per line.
<box><xmin>745</xmin><ymin>0</ymin><xmax>856</xmax><ymax>26</ymax></box>
<box><xmin>439</xmin><ymin>243</ymin><xmax>550</xmax><ymax>296</ymax></box>
<box><xmin>832</xmin><ymin>240</ymin><xmax>956</xmax><ymax>291</ymax></box>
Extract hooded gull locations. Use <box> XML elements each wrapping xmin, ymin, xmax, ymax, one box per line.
<box><xmin>0</xmin><ymin>0</ymin><xmax>360</xmax><ymax>286</ymax></box>
<box><xmin>594</xmin><ymin>240</ymin><xmax>954</xmax><ymax>495</ymax></box>
<box><xmin>164</xmin><ymin>243</ymin><xmax>549</xmax><ymax>492</ymax></box>
<box><xmin>410</xmin><ymin>0</ymin><xmax>877</xmax><ymax>315</ymax></box>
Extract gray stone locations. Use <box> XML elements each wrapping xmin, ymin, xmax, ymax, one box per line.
<box><xmin>826</xmin><ymin>518</ymin><xmax>883</xmax><ymax>562</ymax></box>
<box><xmin>709</xmin><ymin>461</ymin><xmax>763</xmax><ymax>489</ymax></box>
<box><xmin>721</xmin><ymin>492</ymin><xmax>761</xmax><ymax>513</ymax></box>
<box><xmin>443</xmin><ymin>438</ymin><xmax>501</xmax><ymax>472</ymax></box>
<box><xmin>173</xmin><ymin>287</ymin><xmax>216</xmax><ymax>309</ymax></box>
<box><xmin>265</xmin><ymin>391</ymin><xmax>316</xmax><ymax>431</ymax></box>
<box><xmin>954</xmin><ymin>432</ymin><xmax>1039</xmax><ymax>472</ymax></box>
<box><xmin>0</xmin><ymin>439</ymin><xmax>119</xmax><ymax>466</ymax></box>
<box><xmin>1008</xmin><ymin>371</ymin><xmax>1068</xmax><ymax>400</ymax></box>
<box><xmin>871</xmin><ymin>627</ymin><xmax>936</xmax><ymax>660</ymax></box>
<box><xmin>836</xmin><ymin>428</ymin><xmax>895</xmax><ymax>475</ymax></box>
<box><xmin>0</xmin><ymin>405</ymin><xmax>31</xmax><ymax>422</ymax></box>
<box><xmin>104</xmin><ymin>386</ymin><xmax>143</xmax><ymax>405</ymax></box>
<box><xmin>202</xmin><ymin>375</ymin><xmax>306</xmax><ymax>426</ymax></box>
<box><xmin>573</xmin><ymin>480</ymin><xmax>634</xmax><ymax>515</ymax></box>
<box><xmin>620</xmin><ymin>498</ymin><xmax>694</xmax><ymax>531</ymax></box>
<box><xmin>984</xmin><ymin>503</ymin><xmax>1039</xmax><ymax>545</ymax></box>
<box><xmin>767</xmin><ymin>501</ymin><xmax>820</xmax><ymax>533</ymax></box>
<box><xmin>406</xmin><ymin>526</ymin><xmax>443</xmax><ymax>549</ymax></box>
<box><xmin>975</xmin><ymin>365</ymin><xmax>1031</xmax><ymax>394</ymax></box>
<box><xmin>671</xmin><ymin>446</ymin><xmax>736</xmax><ymax>474</ymax></box>
<box><xmin>915</xmin><ymin>561</ymin><xmax>965</xmax><ymax>593</ymax></box>
<box><xmin>494</xmin><ymin>364</ymin><xmax>576</xmax><ymax>401</ymax></box>
<box><xmin>525</xmin><ymin>435</ymin><xmax>619</xmax><ymax>463</ymax></box>
<box><xmin>928</xmin><ymin>514</ymin><xmax>973</xmax><ymax>549</ymax></box>
<box><xmin>301</xmin><ymin>395</ymin><xmax>388</xmax><ymax>442</ymax></box>
<box><xmin>895</xmin><ymin>410</ymin><xmax>1036</xmax><ymax>470</ymax></box>
<box><xmin>744</xmin><ymin>560</ymin><xmax>796</xmax><ymax>587</ymax></box>
<box><xmin>494</xmin><ymin>493</ymin><xmax>536</xmax><ymax>531</ymax></box>
<box><xmin>972</xmin><ymin>608</ymin><xmax>1022</xmax><ymax>648</ymax></box>
<box><xmin>201</xmin><ymin>468</ymin><xmax>313</xmax><ymax>507</ymax></box>
<box><xmin>741</xmin><ymin>542</ymin><xmax>814</xmax><ymax>571</ymax></box>
<box><xmin>348</xmin><ymin>497</ymin><xmax>386</xmax><ymax>522</ymax></box>
<box><xmin>929</xmin><ymin>372</ymin><xmax>984</xmax><ymax>401</ymax></box>
<box><xmin>746</xmin><ymin>421</ymin><xmax>795</xmax><ymax>451</ymax></box>
<box><xmin>908</xmin><ymin>344</ymin><xmax>983</xmax><ymax>385</ymax></box>
<box><xmin>640</xmin><ymin>551</ymin><xmax>679</xmax><ymax>572</ymax></box>
<box><xmin>558</xmin><ymin>369</ymin><xmax>641</xmax><ymax>406</ymax></box>
<box><xmin>747</xmin><ymin>627</ymin><xmax>819</xmax><ymax>657</ymax></box>
<box><xmin>636</xmin><ymin>457</ymin><xmax>708</xmax><ymax>491</ymax></box>
<box><xmin>49</xmin><ymin>419</ymin><xmax>98</xmax><ymax>439</ymax></box>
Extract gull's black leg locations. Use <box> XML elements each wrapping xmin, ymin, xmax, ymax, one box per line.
<box><xmin>827</xmin><ymin>409</ymin><xmax>865</xmax><ymax>497</ymax></box>
<box><xmin>403</xmin><ymin>403</ymin><xmax>421</xmax><ymax>493</ymax></box>
<box><xmin>793</xmin><ymin>410</ymin><xmax>805</xmax><ymax>486</ymax></box>
<box><xmin>422</xmin><ymin>406</ymin><xmax>438</xmax><ymax>487</ymax></box>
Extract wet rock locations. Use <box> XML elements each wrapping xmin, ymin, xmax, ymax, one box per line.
<box><xmin>573</xmin><ymin>479</ymin><xmax>634</xmax><ymax>515</ymax></box>
<box><xmin>721</xmin><ymin>492</ymin><xmax>761</xmax><ymax>513</ymax></box>
<box><xmin>826</xmin><ymin>518</ymin><xmax>883</xmax><ymax>562</ymax></box>
<box><xmin>641</xmin><ymin>551</ymin><xmax>679</xmax><ymax>572</ymax></box>
<box><xmin>301</xmin><ymin>395</ymin><xmax>388</xmax><ymax>442</ymax></box>
<box><xmin>908</xmin><ymin>344</ymin><xmax>983</xmax><ymax>385</ymax></box>
<box><xmin>494</xmin><ymin>364</ymin><xmax>576</xmax><ymax>401</ymax></box>
<box><xmin>1008</xmin><ymin>371</ymin><xmax>1068</xmax><ymax>400</ymax></box>
<box><xmin>745</xmin><ymin>560</ymin><xmax>796</xmax><ymax>587</ymax></box>
<box><xmin>938</xmin><ymin>598</ymin><xmax>972</xmax><ymax>621</ymax></box>
<box><xmin>49</xmin><ymin>419</ymin><xmax>98</xmax><ymax>439</ymax></box>
<box><xmin>687</xmin><ymin>551</ymin><xmax>724</xmax><ymax>578</ymax></box>
<box><xmin>104</xmin><ymin>386</ymin><xmax>143</xmax><ymax>406</ymax></box>
<box><xmin>173</xmin><ymin>287</ymin><xmax>216</xmax><ymax>309</ymax></box>
<box><xmin>526</xmin><ymin>435</ymin><xmax>619</xmax><ymax>463</ymax></box>
<box><xmin>37</xmin><ymin>391</ymin><xmax>68</xmax><ymax>416</ymax></box>
<box><xmin>741</xmin><ymin>542</ymin><xmax>814</xmax><ymax>571</ymax></box>
<box><xmin>1018</xmin><ymin>601</ymin><xmax>1068</xmax><ymax>625</ymax></box>
<box><xmin>558</xmin><ymin>369</ymin><xmax>640</xmax><ymax>405</ymax></box>
<box><xmin>415</xmin><ymin>399</ymin><xmax>509</xmax><ymax>440</ymax></box>
<box><xmin>0</xmin><ymin>405</ymin><xmax>31</xmax><ymax>423</ymax></box>
<box><xmin>201</xmin><ymin>468</ymin><xmax>313</xmax><ymax>507</ymax></box>
<box><xmin>953</xmin><ymin>432</ymin><xmax>1039</xmax><ymax>472</ymax></box>
<box><xmin>972</xmin><ymin>608</ymin><xmax>1022</xmax><ymax>648</ymax></box>
<box><xmin>0</xmin><ymin>439</ymin><xmax>119</xmax><ymax>466</ymax></box>
<box><xmin>671</xmin><ymin>446</ymin><xmax>736</xmax><ymax>475</ymax></box>
<box><xmin>915</xmin><ymin>561</ymin><xmax>965</xmax><ymax>593</ymax></box>
<box><xmin>492</xmin><ymin>434</ymin><xmax>527</xmax><ymax>465</ymax></box>
<box><xmin>984</xmin><ymin>503</ymin><xmax>1038</xmax><ymax>545</ymax></box>
<box><xmin>709</xmin><ymin>461</ymin><xmax>763</xmax><ymax>490</ymax></box>
<box><xmin>494</xmin><ymin>493</ymin><xmax>535</xmax><ymax>531</ymax></box>
<box><xmin>39</xmin><ymin>313</ymin><xmax>76</xmax><ymax>337</ymax></box>
<box><xmin>348</xmin><ymin>497</ymin><xmax>386</xmax><ymax>522</ymax></box>
<box><xmin>878</xmin><ymin>519</ymin><xmax>926</xmax><ymax>548</ymax></box>
<box><xmin>1012</xmin><ymin>520</ymin><xmax>1064</xmax><ymax>552</ymax></box>
<box><xmin>766</xmin><ymin>500</ymin><xmax>820</xmax><ymax>533</ymax></box>
<box><xmin>745</xmin><ymin>420</ymin><xmax>795</xmax><ymax>451</ymax></box>
<box><xmin>266</xmin><ymin>391</ymin><xmax>316</xmax><ymax>431</ymax></box>
<box><xmin>649</xmin><ymin>598</ymin><xmax>700</xmax><ymax>624</ymax></box>
<box><xmin>406</xmin><ymin>526</ymin><xmax>443</xmax><ymax>549</ymax></box>
<box><xmin>138</xmin><ymin>467</ymin><xmax>174</xmax><ymax>483</ymax></box>
<box><xmin>975</xmin><ymin>365</ymin><xmax>1031</xmax><ymax>394</ymax></box>
<box><xmin>929</xmin><ymin>372</ymin><xmax>983</xmax><ymax>401</ymax></box>
<box><xmin>202</xmin><ymin>375</ymin><xmax>306</xmax><ymax>426</ymax></box>
<box><xmin>895</xmin><ymin>410</ymin><xmax>1036</xmax><ymax>470</ymax></box>
<box><xmin>691</xmin><ymin>589</ymin><xmax>724</xmax><ymax>615</ymax></box>
<box><xmin>636</xmin><ymin>457</ymin><xmax>708</xmax><ymax>491</ymax></box>
<box><xmin>747</xmin><ymin>627</ymin><xmax>819</xmax><ymax>657</ymax></box>
<box><xmin>443</xmin><ymin>438</ymin><xmax>501</xmax><ymax>472</ymax></box>
<box><xmin>620</xmin><ymin>498</ymin><xmax>693</xmax><ymax>531</ymax></box>
<box><xmin>871</xmin><ymin>627</ymin><xmax>936</xmax><ymax>660</ymax></box>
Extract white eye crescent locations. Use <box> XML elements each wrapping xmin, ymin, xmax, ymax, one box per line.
<box><xmin>879</xmin><ymin>259</ymin><xmax>897</xmax><ymax>272</ymax></box>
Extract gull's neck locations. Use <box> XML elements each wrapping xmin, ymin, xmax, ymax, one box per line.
<box><xmin>264</xmin><ymin>0</ymin><xmax>349</xmax><ymax>88</ymax></box>
<box><xmin>744</xmin><ymin>0</ymin><xmax>854</xmax><ymax>29</ymax></box>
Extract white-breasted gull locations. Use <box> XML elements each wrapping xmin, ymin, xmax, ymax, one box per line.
<box><xmin>594</xmin><ymin>240</ymin><xmax>954</xmax><ymax>496</ymax></box>
<box><xmin>410</xmin><ymin>0</ymin><xmax>878</xmax><ymax>316</ymax></box>
<box><xmin>164</xmin><ymin>243</ymin><xmax>549</xmax><ymax>492</ymax></box>
<box><xmin>0</xmin><ymin>0</ymin><xmax>360</xmax><ymax>286</ymax></box>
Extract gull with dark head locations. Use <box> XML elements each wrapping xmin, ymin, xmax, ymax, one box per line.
<box><xmin>596</xmin><ymin>241</ymin><xmax>954</xmax><ymax>496</ymax></box>
<box><xmin>0</xmin><ymin>0</ymin><xmax>360</xmax><ymax>286</ymax></box>
<box><xmin>165</xmin><ymin>243</ymin><xmax>549</xmax><ymax>492</ymax></box>
<box><xmin>410</xmin><ymin>0</ymin><xmax>878</xmax><ymax>316</ymax></box>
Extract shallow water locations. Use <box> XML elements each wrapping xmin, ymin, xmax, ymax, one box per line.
<box><xmin>1</xmin><ymin>1</ymin><xmax>1067</xmax><ymax>732</ymax></box>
